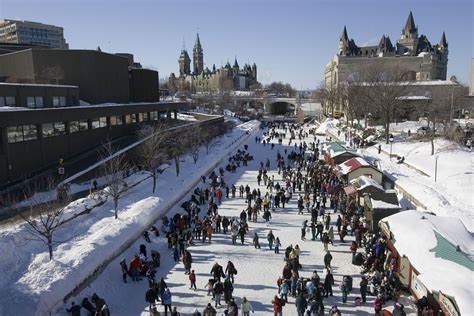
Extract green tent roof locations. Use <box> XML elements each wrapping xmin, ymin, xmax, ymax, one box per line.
<box><xmin>430</xmin><ymin>231</ymin><xmax>474</xmax><ymax>271</ymax></box>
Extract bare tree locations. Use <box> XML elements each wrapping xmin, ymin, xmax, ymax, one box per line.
<box><xmin>100</xmin><ymin>142</ymin><xmax>128</xmax><ymax>219</ymax></box>
<box><xmin>165</xmin><ymin>129</ymin><xmax>187</xmax><ymax>177</ymax></box>
<box><xmin>360</xmin><ymin>64</ymin><xmax>409</xmax><ymax>143</ymax></box>
<box><xmin>20</xmin><ymin>176</ymin><xmax>71</xmax><ymax>260</ymax></box>
<box><xmin>202</xmin><ymin>125</ymin><xmax>219</xmax><ymax>155</ymax></box>
<box><xmin>136</xmin><ymin>123</ymin><xmax>167</xmax><ymax>193</ymax></box>
<box><xmin>184</xmin><ymin>124</ymin><xmax>203</xmax><ymax>164</ymax></box>
<box><xmin>316</xmin><ymin>82</ymin><xmax>343</xmax><ymax>117</ymax></box>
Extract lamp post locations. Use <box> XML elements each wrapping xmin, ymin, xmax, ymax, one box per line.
<box><xmin>435</xmin><ymin>155</ymin><xmax>439</xmax><ymax>182</ymax></box>
<box><xmin>367</xmin><ymin>112</ymin><xmax>372</xmax><ymax>128</ymax></box>
<box><xmin>389</xmin><ymin>134</ymin><xmax>394</xmax><ymax>160</ymax></box>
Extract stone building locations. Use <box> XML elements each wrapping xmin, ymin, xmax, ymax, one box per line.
<box><xmin>325</xmin><ymin>12</ymin><xmax>449</xmax><ymax>89</ymax></box>
<box><xmin>169</xmin><ymin>34</ymin><xmax>258</xmax><ymax>93</ymax></box>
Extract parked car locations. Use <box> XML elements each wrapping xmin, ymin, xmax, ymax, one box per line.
<box><xmin>417</xmin><ymin>126</ymin><xmax>434</xmax><ymax>135</ymax></box>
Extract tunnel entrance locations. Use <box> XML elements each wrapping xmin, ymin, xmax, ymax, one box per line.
<box><xmin>266</xmin><ymin>102</ymin><xmax>295</xmax><ymax>115</ymax></box>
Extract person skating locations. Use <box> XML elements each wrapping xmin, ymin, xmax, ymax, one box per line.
<box><xmin>66</xmin><ymin>302</ymin><xmax>81</xmax><ymax>316</ymax></box>
<box><xmin>240</xmin><ymin>297</ymin><xmax>255</xmax><ymax>316</ymax></box>
<box><xmin>392</xmin><ymin>302</ymin><xmax>407</xmax><ymax>316</ymax></box>
<box><xmin>274</xmin><ymin>237</ymin><xmax>282</xmax><ymax>254</ymax></box>
<box><xmin>329</xmin><ymin>304</ymin><xmax>342</xmax><ymax>316</ymax></box>
<box><xmin>322</xmin><ymin>232</ymin><xmax>330</xmax><ymax>252</ymax></box>
<box><xmin>189</xmin><ymin>270</ymin><xmax>197</xmax><ymax>290</ymax></box>
<box><xmin>340</xmin><ymin>276</ymin><xmax>351</xmax><ymax>303</ymax></box>
<box><xmin>146</xmin><ymin>286</ymin><xmax>157</xmax><ymax>312</ymax></box>
<box><xmin>360</xmin><ymin>276</ymin><xmax>368</xmax><ymax>303</ymax></box>
<box><xmin>374</xmin><ymin>295</ymin><xmax>383</xmax><ymax>315</ymax></box>
<box><xmin>162</xmin><ymin>288</ymin><xmax>172</xmax><ymax>316</ymax></box>
<box><xmin>225</xmin><ymin>261</ymin><xmax>237</xmax><ymax>283</ymax></box>
<box><xmin>324</xmin><ymin>251</ymin><xmax>333</xmax><ymax>269</ymax></box>
<box><xmin>267</xmin><ymin>230</ymin><xmax>275</xmax><ymax>250</ymax></box>
<box><xmin>203</xmin><ymin>303</ymin><xmax>217</xmax><ymax>316</ymax></box>
<box><xmin>210</xmin><ymin>262</ymin><xmax>225</xmax><ymax>281</ymax></box>
<box><xmin>272</xmin><ymin>295</ymin><xmax>285</xmax><ymax>316</ymax></box>
<box><xmin>81</xmin><ymin>297</ymin><xmax>95</xmax><ymax>315</ymax></box>
<box><xmin>223</xmin><ymin>278</ymin><xmax>234</xmax><ymax>303</ymax></box>
<box><xmin>295</xmin><ymin>293</ymin><xmax>307</xmax><ymax>316</ymax></box>
<box><xmin>301</xmin><ymin>220</ymin><xmax>308</xmax><ymax>240</ymax></box>
<box><xmin>324</xmin><ymin>268</ymin><xmax>334</xmax><ymax>297</ymax></box>
<box><xmin>213</xmin><ymin>280</ymin><xmax>224</xmax><ymax>307</ymax></box>
<box><xmin>120</xmin><ymin>258</ymin><xmax>129</xmax><ymax>283</ymax></box>
<box><xmin>183</xmin><ymin>250</ymin><xmax>192</xmax><ymax>274</ymax></box>
<box><xmin>253</xmin><ymin>232</ymin><xmax>261</xmax><ymax>249</ymax></box>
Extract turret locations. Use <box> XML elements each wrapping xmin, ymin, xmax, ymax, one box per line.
<box><xmin>193</xmin><ymin>33</ymin><xmax>204</xmax><ymax>74</ymax></box>
<box><xmin>178</xmin><ymin>49</ymin><xmax>191</xmax><ymax>76</ymax></box>
<box><xmin>439</xmin><ymin>31</ymin><xmax>448</xmax><ymax>50</ymax></box>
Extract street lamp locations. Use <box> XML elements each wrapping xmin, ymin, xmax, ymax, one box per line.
<box><xmin>435</xmin><ymin>155</ymin><xmax>439</xmax><ymax>182</ymax></box>
<box><xmin>367</xmin><ymin>112</ymin><xmax>372</xmax><ymax>128</ymax></box>
<box><xmin>389</xmin><ymin>134</ymin><xmax>394</xmax><ymax>160</ymax></box>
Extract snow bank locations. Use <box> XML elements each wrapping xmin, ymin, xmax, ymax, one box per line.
<box><xmin>0</xmin><ymin>121</ymin><xmax>260</xmax><ymax>315</ymax></box>
<box><xmin>315</xmin><ymin>118</ymin><xmax>339</xmax><ymax>134</ymax></box>
<box><xmin>382</xmin><ymin>211</ymin><xmax>474</xmax><ymax>315</ymax></box>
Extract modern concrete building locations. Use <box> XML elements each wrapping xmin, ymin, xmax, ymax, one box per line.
<box><xmin>0</xmin><ymin>83</ymin><xmax>193</xmax><ymax>185</ymax></box>
<box><xmin>0</xmin><ymin>49</ymin><xmax>159</xmax><ymax>104</ymax></box>
<box><xmin>0</xmin><ymin>19</ymin><xmax>68</xmax><ymax>49</ymax></box>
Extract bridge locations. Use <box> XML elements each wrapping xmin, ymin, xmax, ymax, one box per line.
<box><xmin>228</xmin><ymin>95</ymin><xmax>316</xmax><ymax>115</ymax></box>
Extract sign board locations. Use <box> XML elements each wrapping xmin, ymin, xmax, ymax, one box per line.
<box><xmin>399</xmin><ymin>256</ymin><xmax>411</xmax><ymax>287</ymax></box>
<box><xmin>58</xmin><ymin>167</ymin><xmax>65</xmax><ymax>175</ymax></box>
<box><xmin>439</xmin><ymin>291</ymin><xmax>459</xmax><ymax>316</ymax></box>
<box><xmin>411</xmin><ymin>273</ymin><xmax>428</xmax><ymax>299</ymax></box>
<box><xmin>379</xmin><ymin>221</ymin><xmax>391</xmax><ymax>239</ymax></box>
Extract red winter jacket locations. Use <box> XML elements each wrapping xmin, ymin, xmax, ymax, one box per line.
<box><xmin>272</xmin><ymin>299</ymin><xmax>283</xmax><ymax>312</ymax></box>
<box><xmin>130</xmin><ymin>256</ymin><xmax>141</xmax><ymax>271</ymax></box>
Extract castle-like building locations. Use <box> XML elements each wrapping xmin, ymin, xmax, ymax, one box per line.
<box><xmin>169</xmin><ymin>34</ymin><xmax>258</xmax><ymax>93</ymax></box>
<box><xmin>325</xmin><ymin>12</ymin><xmax>449</xmax><ymax>88</ymax></box>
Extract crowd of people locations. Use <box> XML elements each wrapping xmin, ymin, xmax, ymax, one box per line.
<box><xmin>67</xmin><ymin>121</ymin><xmax>413</xmax><ymax>316</ymax></box>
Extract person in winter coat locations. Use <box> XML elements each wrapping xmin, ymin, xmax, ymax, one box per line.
<box><xmin>240</xmin><ymin>297</ymin><xmax>254</xmax><ymax>316</ymax></box>
<box><xmin>130</xmin><ymin>255</ymin><xmax>142</xmax><ymax>281</ymax></box>
<box><xmin>327</xmin><ymin>226</ymin><xmax>335</xmax><ymax>245</ymax></box>
<box><xmin>81</xmin><ymin>297</ymin><xmax>95</xmax><ymax>315</ymax></box>
<box><xmin>340</xmin><ymin>276</ymin><xmax>350</xmax><ymax>303</ymax></box>
<box><xmin>203</xmin><ymin>303</ymin><xmax>217</xmax><ymax>316</ymax></box>
<box><xmin>324</xmin><ymin>251</ymin><xmax>333</xmax><ymax>269</ymax></box>
<box><xmin>223</xmin><ymin>278</ymin><xmax>234</xmax><ymax>303</ymax></box>
<box><xmin>225</xmin><ymin>261</ymin><xmax>237</xmax><ymax>283</ymax></box>
<box><xmin>226</xmin><ymin>299</ymin><xmax>238</xmax><ymax>316</ymax></box>
<box><xmin>66</xmin><ymin>302</ymin><xmax>81</xmax><ymax>316</ymax></box>
<box><xmin>374</xmin><ymin>295</ymin><xmax>383</xmax><ymax>314</ymax></box>
<box><xmin>267</xmin><ymin>230</ymin><xmax>275</xmax><ymax>249</ymax></box>
<box><xmin>146</xmin><ymin>286</ymin><xmax>157</xmax><ymax>311</ymax></box>
<box><xmin>120</xmin><ymin>258</ymin><xmax>129</xmax><ymax>283</ymax></box>
<box><xmin>157</xmin><ymin>278</ymin><xmax>167</xmax><ymax>302</ymax></box>
<box><xmin>322</xmin><ymin>232</ymin><xmax>330</xmax><ymax>252</ymax></box>
<box><xmin>189</xmin><ymin>270</ymin><xmax>197</xmax><ymax>290</ymax></box>
<box><xmin>213</xmin><ymin>280</ymin><xmax>224</xmax><ymax>307</ymax></box>
<box><xmin>170</xmin><ymin>306</ymin><xmax>181</xmax><ymax>316</ymax></box>
<box><xmin>360</xmin><ymin>276</ymin><xmax>368</xmax><ymax>303</ymax></box>
<box><xmin>392</xmin><ymin>302</ymin><xmax>407</xmax><ymax>316</ymax></box>
<box><xmin>350</xmin><ymin>241</ymin><xmax>358</xmax><ymax>261</ymax></box>
<box><xmin>324</xmin><ymin>268</ymin><xmax>334</xmax><ymax>297</ymax></box>
<box><xmin>272</xmin><ymin>295</ymin><xmax>285</xmax><ymax>316</ymax></box>
<box><xmin>329</xmin><ymin>304</ymin><xmax>341</xmax><ymax>316</ymax></box>
<box><xmin>192</xmin><ymin>308</ymin><xmax>202</xmax><ymax>316</ymax></box>
<box><xmin>301</xmin><ymin>220</ymin><xmax>308</xmax><ymax>240</ymax></box>
<box><xmin>253</xmin><ymin>232</ymin><xmax>261</xmax><ymax>249</ymax></box>
<box><xmin>295</xmin><ymin>293</ymin><xmax>307</xmax><ymax>316</ymax></box>
<box><xmin>210</xmin><ymin>262</ymin><xmax>225</xmax><ymax>281</ymax></box>
<box><xmin>279</xmin><ymin>280</ymin><xmax>289</xmax><ymax>302</ymax></box>
<box><xmin>162</xmin><ymin>288</ymin><xmax>172</xmax><ymax>315</ymax></box>
<box><xmin>183</xmin><ymin>250</ymin><xmax>192</xmax><ymax>274</ymax></box>
<box><xmin>275</xmin><ymin>237</ymin><xmax>282</xmax><ymax>254</ymax></box>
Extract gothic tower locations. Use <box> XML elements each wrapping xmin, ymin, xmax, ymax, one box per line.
<box><xmin>178</xmin><ymin>49</ymin><xmax>191</xmax><ymax>76</ymax></box>
<box><xmin>397</xmin><ymin>11</ymin><xmax>419</xmax><ymax>55</ymax></box>
<box><xmin>193</xmin><ymin>33</ymin><xmax>204</xmax><ymax>74</ymax></box>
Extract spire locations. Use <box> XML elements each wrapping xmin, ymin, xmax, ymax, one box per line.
<box><xmin>439</xmin><ymin>31</ymin><xmax>448</xmax><ymax>48</ymax></box>
<box><xmin>233</xmin><ymin>56</ymin><xmax>239</xmax><ymax>68</ymax></box>
<box><xmin>194</xmin><ymin>33</ymin><xmax>202</xmax><ymax>51</ymax></box>
<box><xmin>403</xmin><ymin>11</ymin><xmax>417</xmax><ymax>35</ymax></box>
<box><xmin>341</xmin><ymin>25</ymin><xmax>349</xmax><ymax>42</ymax></box>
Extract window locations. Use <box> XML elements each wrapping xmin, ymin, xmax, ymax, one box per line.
<box><xmin>131</xmin><ymin>114</ymin><xmax>137</xmax><ymax>123</ymax></box>
<box><xmin>0</xmin><ymin>97</ymin><xmax>4</xmax><ymax>107</ymax></box>
<box><xmin>116</xmin><ymin>115</ymin><xmax>123</xmax><ymax>125</ymax></box>
<box><xmin>110</xmin><ymin>115</ymin><xmax>123</xmax><ymax>126</ymax></box>
<box><xmin>70</xmin><ymin>121</ymin><xmax>80</xmax><ymax>133</ymax></box>
<box><xmin>23</xmin><ymin>125</ymin><xmax>38</xmax><ymax>141</ymax></box>
<box><xmin>143</xmin><ymin>112</ymin><xmax>148</xmax><ymax>121</ymax></box>
<box><xmin>53</xmin><ymin>96</ymin><xmax>67</xmax><ymax>107</ymax></box>
<box><xmin>27</xmin><ymin>96</ymin><xmax>44</xmax><ymax>108</ymax></box>
<box><xmin>79</xmin><ymin>119</ymin><xmax>88</xmax><ymax>131</ymax></box>
<box><xmin>99</xmin><ymin>117</ymin><xmax>107</xmax><ymax>127</ymax></box>
<box><xmin>53</xmin><ymin>122</ymin><xmax>65</xmax><ymax>135</ymax></box>
<box><xmin>125</xmin><ymin>115</ymin><xmax>131</xmax><ymax>124</ymax></box>
<box><xmin>150</xmin><ymin>111</ymin><xmax>159</xmax><ymax>121</ymax></box>
<box><xmin>138</xmin><ymin>113</ymin><xmax>143</xmax><ymax>122</ymax></box>
<box><xmin>42</xmin><ymin>123</ymin><xmax>54</xmax><ymax>137</ymax></box>
<box><xmin>7</xmin><ymin>126</ymin><xmax>24</xmax><ymax>143</ymax></box>
<box><xmin>91</xmin><ymin>118</ymin><xmax>100</xmax><ymax>129</ymax></box>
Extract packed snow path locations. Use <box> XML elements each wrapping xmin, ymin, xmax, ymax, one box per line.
<box><xmin>67</xmin><ymin>125</ymin><xmax>416</xmax><ymax>315</ymax></box>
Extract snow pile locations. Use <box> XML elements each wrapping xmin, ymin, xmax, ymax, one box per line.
<box><xmin>382</xmin><ymin>211</ymin><xmax>474</xmax><ymax>315</ymax></box>
<box><xmin>315</xmin><ymin>118</ymin><xmax>339</xmax><ymax>135</ymax></box>
<box><xmin>0</xmin><ymin>121</ymin><xmax>260</xmax><ymax>315</ymax></box>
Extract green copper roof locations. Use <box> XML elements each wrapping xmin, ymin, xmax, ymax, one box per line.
<box><xmin>179</xmin><ymin>49</ymin><xmax>190</xmax><ymax>61</ymax></box>
<box><xmin>430</xmin><ymin>231</ymin><xmax>474</xmax><ymax>271</ymax></box>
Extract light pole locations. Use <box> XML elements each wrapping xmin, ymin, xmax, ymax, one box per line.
<box><xmin>389</xmin><ymin>134</ymin><xmax>394</xmax><ymax>160</ymax></box>
<box><xmin>435</xmin><ymin>155</ymin><xmax>439</xmax><ymax>182</ymax></box>
<box><xmin>367</xmin><ymin>112</ymin><xmax>372</xmax><ymax>128</ymax></box>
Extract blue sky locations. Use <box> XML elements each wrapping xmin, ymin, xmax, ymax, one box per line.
<box><xmin>0</xmin><ymin>0</ymin><xmax>472</xmax><ymax>89</ymax></box>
